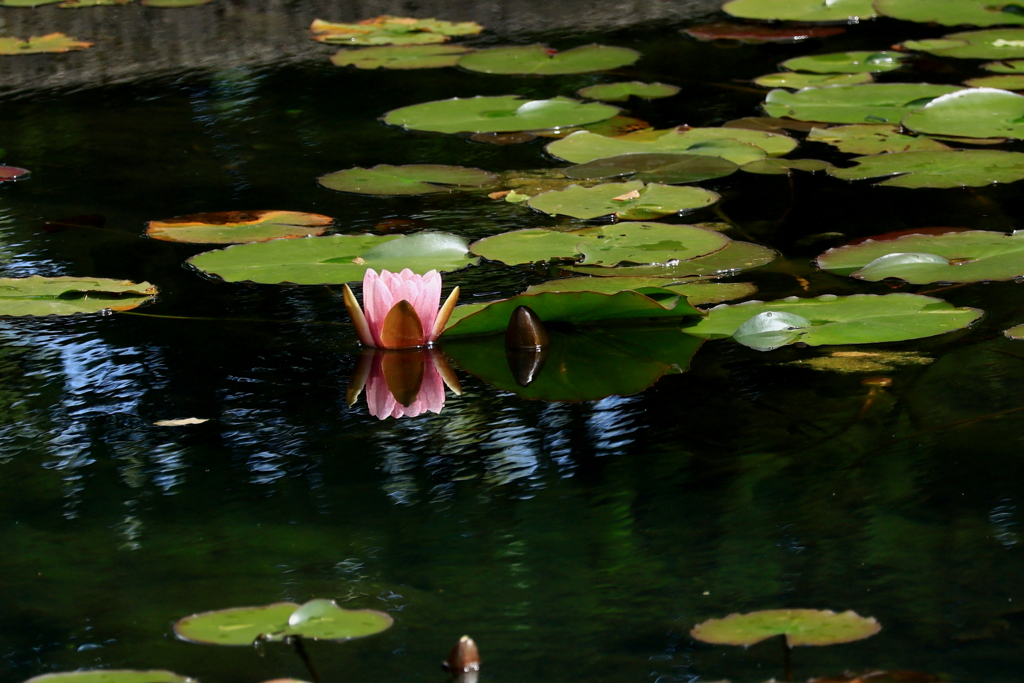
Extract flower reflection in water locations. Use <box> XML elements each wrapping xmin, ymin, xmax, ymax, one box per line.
<box><xmin>347</xmin><ymin>348</ymin><xmax>461</xmax><ymax>420</ymax></box>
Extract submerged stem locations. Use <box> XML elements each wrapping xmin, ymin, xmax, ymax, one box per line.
<box><xmin>287</xmin><ymin>635</ymin><xmax>323</xmax><ymax>683</ymax></box>
<box><xmin>782</xmin><ymin>638</ymin><xmax>792</xmax><ymax>682</ymax></box>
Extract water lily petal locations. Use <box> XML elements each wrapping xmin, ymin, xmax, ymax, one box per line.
<box><xmin>431</xmin><ymin>286</ymin><xmax>460</xmax><ymax>341</ymax></box>
<box><xmin>343</xmin><ymin>284</ymin><xmax>375</xmax><ymax>347</ymax></box>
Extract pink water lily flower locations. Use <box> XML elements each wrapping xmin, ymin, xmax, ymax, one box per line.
<box><xmin>343</xmin><ymin>268</ymin><xmax>460</xmax><ymax>349</ymax></box>
<box><xmin>347</xmin><ymin>349</ymin><xmax>462</xmax><ymax>420</ymax></box>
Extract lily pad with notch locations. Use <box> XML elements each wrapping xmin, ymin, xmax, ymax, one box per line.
<box><xmin>330</xmin><ymin>45</ymin><xmax>473</xmax><ymax>69</ymax></box>
<box><xmin>188</xmin><ymin>232</ymin><xmax>478</xmax><ymax>285</ymax></box>
<box><xmin>827</xmin><ymin>149</ymin><xmax>1024</xmax><ymax>187</ymax></box>
<box><xmin>902</xmin><ymin>88</ymin><xmax>1024</xmax><ymax>139</ymax></box>
<box><xmin>577</xmin><ymin>82</ymin><xmax>679</xmax><ymax>102</ymax></box>
<box><xmin>567</xmin><ymin>240</ymin><xmax>778</xmax><ymax>278</ymax></box>
<box><xmin>875</xmin><ymin>0</ymin><xmax>1024</xmax><ymax>27</ymax></box>
<box><xmin>546</xmin><ymin>127</ymin><xmax>797</xmax><ymax>165</ymax></box>
<box><xmin>754</xmin><ymin>72</ymin><xmax>874</xmax><ymax>89</ymax></box>
<box><xmin>983</xmin><ymin>58</ymin><xmax>1024</xmax><ymax>71</ymax></box>
<box><xmin>722</xmin><ymin>0</ymin><xmax>877</xmax><ymax>21</ymax></box>
<box><xmin>383</xmin><ymin>96</ymin><xmax>619</xmax><ymax>134</ymax></box>
<box><xmin>899</xmin><ymin>28</ymin><xmax>1024</xmax><ymax>59</ymax></box>
<box><xmin>318</xmin><ymin>164</ymin><xmax>497</xmax><ymax>195</ymax></box>
<box><xmin>174</xmin><ymin>599</ymin><xmax>393</xmax><ymax>645</ymax></box>
<box><xmin>23</xmin><ymin>672</ymin><xmax>193</xmax><ymax>683</ymax></box>
<box><xmin>780</xmin><ymin>51</ymin><xmax>907</xmax><ymax>74</ymax></box>
<box><xmin>524</xmin><ymin>277</ymin><xmax>757</xmax><ymax>305</ymax></box>
<box><xmin>763</xmin><ymin>83</ymin><xmax>963</xmax><ymax>124</ymax></box>
<box><xmin>457</xmin><ymin>44</ymin><xmax>640</xmax><ymax>75</ymax></box>
<box><xmin>691</xmin><ymin>609</ymin><xmax>881</xmax><ymax>647</ymax></box>
<box><xmin>470</xmin><ymin>222</ymin><xmax>730</xmax><ymax>266</ymax></box>
<box><xmin>808</xmin><ymin>124</ymin><xmax>951</xmax><ymax>154</ymax></box>
<box><xmin>526</xmin><ymin>181</ymin><xmax>720</xmax><ymax>220</ymax></box>
<box><xmin>565</xmin><ymin>153</ymin><xmax>739</xmax><ymax>184</ymax></box>
<box><xmin>816</xmin><ymin>229</ymin><xmax>1024</xmax><ymax>283</ymax></box>
<box><xmin>146</xmin><ymin>211</ymin><xmax>333</xmax><ymax>244</ymax></box>
<box><xmin>0</xmin><ymin>277</ymin><xmax>157</xmax><ymax>316</ymax></box>
<box><xmin>682</xmin><ymin>293</ymin><xmax>983</xmax><ymax>348</ymax></box>
<box><xmin>0</xmin><ymin>33</ymin><xmax>92</xmax><ymax>54</ymax></box>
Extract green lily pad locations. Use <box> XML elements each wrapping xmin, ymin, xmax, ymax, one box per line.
<box><xmin>310</xmin><ymin>16</ymin><xmax>482</xmax><ymax>46</ymax></box>
<box><xmin>565</xmin><ymin>153</ymin><xmax>739</xmax><ymax>184</ymax></box>
<box><xmin>1005</xmin><ymin>323</ymin><xmax>1024</xmax><ymax>339</ymax></box>
<box><xmin>808</xmin><ymin>124</ymin><xmax>952</xmax><ymax>154</ymax></box>
<box><xmin>24</xmin><ymin>672</ymin><xmax>192</xmax><ymax>683</ymax></box>
<box><xmin>781</xmin><ymin>51</ymin><xmax>907</xmax><ymax>74</ymax></box>
<box><xmin>443</xmin><ymin>326</ymin><xmax>703</xmax><ymax>402</ymax></box>
<box><xmin>0</xmin><ymin>33</ymin><xmax>92</xmax><ymax>54</ymax></box>
<box><xmin>900</xmin><ymin>28</ymin><xmax>1024</xmax><ymax>58</ymax></box>
<box><xmin>682</xmin><ymin>293</ymin><xmax>983</xmax><ymax>347</ymax></box>
<box><xmin>58</xmin><ymin>0</ymin><xmax>132</xmax><ymax>7</ymax></box>
<box><xmin>174</xmin><ymin>599</ymin><xmax>393</xmax><ymax>645</ymax></box>
<box><xmin>188</xmin><ymin>232</ymin><xmax>477</xmax><ymax>284</ymax></box>
<box><xmin>982</xmin><ymin>58</ymin><xmax>1024</xmax><ymax>71</ymax></box>
<box><xmin>963</xmin><ymin>74</ymin><xmax>1024</xmax><ymax>88</ymax></box>
<box><xmin>875</xmin><ymin>0</ymin><xmax>1024</xmax><ymax>27</ymax></box>
<box><xmin>577</xmin><ymin>81</ymin><xmax>679</xmax><ymax>102</ymax></box>
<box><xmin>741</xmin><ymin>158</ymin><xmax>833</xmax><ymax>175</ymax></box>
<box><xmin>546</xmin><ymin>127</ymin><xmax>797</xmax><ymax>165</ymax></box>
<box><xmin>0</xmin><ymin>277</ymin><xmax>156</xmax><ymax>316</ymax></box>
<box><xmin>754</xmin><ymin>72</ymin><xmax>874</xmax><ymax>89</ymax></box>
<box><xmin>722</xmin><ymin>0</ymin><xmax>877</xmax><ymax>21</ymax></box>
<box><xmin>141</xmin><ymin>0</ymin><xmax>213</xmax><ymax>6</ymax></box>
<box><xmin>567</xmin><ymin>240</ymin><xmax>778</xmax><ymax>278</ymax></box>
<box><xmin>457</xmin><ymin>44</ymin><xmax>640</xmax><ymax>75</ymax></box>
<box><xmin>524</xmin><ymin>277</ymin><xmax>757</xmax><ymax>305</ymax></box>
<box><xmin>442</xmin><ymin>290</ymin><xmax>703</xmax><ymax>338</ymax></box>
<box><xmin>383</xmin><ymin>96</ymin><xmax>619</xmax><ymax>134</ymax></box>
<box><xmin>330</xmin><ymin>45</ymin><xmax>473</xmax><ymax>69</ymax></box>
<box><xmin>471</xmin><ymin>223</ymin><xmax>730</xmax><ymax>266</ymax></box>
<box><xmin>816</xmin><ymin>229</ymin><xmax>1024</xmax><ymax>283</ymax></box>
<box><xmin>0</xmin><ymin>0</ymin><xmax>61</xmax><ymax>5</ymax></box>
<box><xmin>527</xmin><ymin>181</ymin><xmax>720</xmax><ymax>220</ymax></box>
<box><xmin>318</xmin><ymin>165</ymin><xmax>496</xmax><ymax>195</ymax></box>
<box><xmin>827</xmin><ymin>149</ymin><xmax>1024</xmax><ymax>187</ymax></box>
<box><xmin>763</xmin><ymin>83</ymin><xmax>963</xmax><ymax>124</ymax></box>
<box><xmin>146</xmin><ymin>211</ymin><xmax>333</xmax><ymax>244</ymax></box>
<box><xmin>690</xmin><ymin>609</ymin><xmax>882</xmax><ymax>647</ymax></box>
<box><xmin>902</xmin><ymin>88</ymin><xmax>1024</xmax><ymax>138</ymax></box>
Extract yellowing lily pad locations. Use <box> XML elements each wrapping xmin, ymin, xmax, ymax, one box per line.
<box><xmin>188</xmin><ymin>232</ymin><xmax>478</xmax><ymax>284</ymax></box>
<box><xmin>780</xmin><ymin>51</ymin><xmax>907</xmax><ymax>74</ymax></box>
<box><xmin>902</xmin><ymin>88</ymin><xmax>1024</xmax><ymax>139</ymax></box>
<box><xmin>174</xmin><ymin>599</ymin><xmax>393</xmax><ymax>645</ymax></box>
<box><xmin>0</xmin><ymin>33</ymin><xmax>92</xmax><ymax>55</ymax></box>
<box><xmin>331</xmin><ymin>45</ymin><xmax>473</xmax><ymax>69</ymax></box>
<box><xmin>146</xmin><ymin>211</ymin><xmax>333</xmax><ymax>244</ymax></box>
<box><xmin>900</xmin><ymin>28</ymin><xmax>1024</xmax><ymax>59</ymax></box>
<box><xmin>763</xmin><ymin>83</ymin><xmax>962</xmax><ymax>124</ymax></box>
<box><xmin>875</xmin><ymin>0</ymin><xmax>1024</xmax><ymax>27</ymax></box>
<box><xmin>310</xmin><ymin>16</ymin><xmax>482</xmax><ymax>45</ymax></box>
<box><xmin>808</xmin><ymin>124</ymin><xmax>951</xmax><ymax>154</ymax></box>
<box><xmin>0</xmin><ymin>277</ymin><xmax>157</xmax><ymax>315</ymax></box>
<box><xmin>722</xmin><ymin>0</ymin><xmax>877</xmax><ymax>21</ymax></box>
<box><xmin>383</xmin><ymin>96</ymin><xmax>619</xmax><ymax>134</ymax></box>
<box><xmin>577</xmin><ymin>82</ymin><xmax>679</xmax><ymax>101</ymax></box>
<box><xmin>691</xmin><ymin>609</ymin><xmax>882</xmax><ymax>647</ymax></box>
<box><xmin>318</xmin><ymin>164</ymin><xmax>497</xmax><ymax>195</ymax></box>
<box><xmin>526</xmin><ymin>181</ymin><xmax>720</xmax><ymax>220</ymax></box>
<box><xmin>827</xmin><ymin>149</ymin><xmax>1024</xmax><ymax>188</ymax></box>
<box><xmin>457</xmin><ymin>44</ymin><xmax>640</xmax><ymax>75</ymax></box>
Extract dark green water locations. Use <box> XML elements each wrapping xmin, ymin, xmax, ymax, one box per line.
<box><xmin>2</xmin><ymin>12</ymin><xmax>1024</xmax><ymax>683</ymax></box>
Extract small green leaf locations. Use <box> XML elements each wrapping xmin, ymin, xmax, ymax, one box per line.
<box><xmin>577</xmin><ymin>81</ymin><xmax>679</xmax><ymax>102</ymax></box>
<box><xmin>24</xmin><ymin>672</ymin><xmax>192</xmax><ymax>683</ymax></box>
<box><xmin>0</xmin><ymin>277</ymin><xmax>156</xmax><ymax>316</ymax></box>
<box><xmin>318</xmin><ymin>164</ymin><xmax>496</xmax><ymax>195</ymax></box>
<box><xmin>458</xmin><ymin>44</ymin><xmax>640</xmax><ymax>75</ymax></box>
<box><xmin>547</xmin><ymin>127</ymin><xmax>796</xmax><ymax>165</ymax></box>
<box><xmin>963</xmin><ymin>74</ymin><xmax>1024</xmax><ymax>88</ymax></box>
<box><xmin>780</xmin><ymin>51</ymin><xmax>907</xmax><ymax>74</ymax></box>
<box><xmin>754</xmin><ymin>72</ymin><xmax>874</xmax><ymax>89</ymax></box>
<box><xmin>526</xmin><ymin>181</ymin><xmax>720</xmax><ymax>220</ymax></box>
<box><xmin>722</xmin><ymin>0</ymin><xmax>877</xmax><ymax>21</ymax></box>
<box><xmin>330</xmin><ymin>45</ymin><xmax>472</xmax><ymax>69</ymax></box>
<box><xmin>383</xmin><ymin>96</ymin><xmax>619</xmax><ymax>134</ymax></box>
<box><xmin>900</xmin><ymin>28</ymin><xmax>1024</xmax><ymax>59</ymax></box>
<box><xmin>565</xmin><ymin>153</ymin><xmax>739</xmax><ymax>184</ymax></box>
<box><xmin>691</xmin><ymin>609</ymin><xmax>882</xmax><ymax>647</ymax></box>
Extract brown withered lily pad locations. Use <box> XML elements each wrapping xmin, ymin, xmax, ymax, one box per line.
<box><xmin>0</xmin><ymin>166</ymin><xmax>30</xmax><ymax>182</ymax></box>
<box><xmin>684</xmin><ymin>22</ymin><xmax>845</xmax><ymax>44</ymax></box>
<box><xmin>691</xmin><ymin>609</ymin><xmax>881</xmax><ymax>647</ymax></box>
<box><xmin>0</xmin><ymin>33</ymin><xmax>92</xmax><ymax>55</ymax></box>
<box><xmin>146</xmin><ymin>211</ymin><xmax>333</xmax><ymax>244</ymax></box>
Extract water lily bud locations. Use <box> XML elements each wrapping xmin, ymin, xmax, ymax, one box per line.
<box><xmin>443</xmin><ymin>635</ymin><xmax>480</xmax><ymax>673</ymax></box>
<box><xmin>505</xmin><ymin>305</ymin><xmax>549</xmax><ymax>349</ymax></box>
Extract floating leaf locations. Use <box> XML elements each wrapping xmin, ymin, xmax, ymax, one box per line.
<box><xmin>443</xmin><ymin>326</ymin><xmax>702</xmax><ymax>402</ymax></box>
<box><xmin>146</xmin><ymin>211</ymin><xmax>333</xmax><ymax>244</ymax></box>
<box><xmin>763</xmin><ymin>83</ymin><xmax>962</xmax><ymax>124</ymax></box>
<box><xmin>0</xmin><ymin>0</ymin><xmax>61</xmax><ymax>6</ymax></box>
<box><xmin>527</xmin><ymin>181</ymin><xmax>720</xmax><ymax>220</ymax></box>
<box><xmin>781</xmin><ymin>51</ymin><xmax>907</xmax><ymax>74</ymax></box>
<box><xmin>902</xmin><ymin>88</ymin><xmax>1024</xmax><ymax>139</ymax></box>
<box><xmin>683</xmin><ymin>294</ymin><xmax>982</xmax><ymax>347</ymax></box>
<box><xmin>383</xmin><ymin>96</ymin><xmax>618</xmax><ymax>134</ymax></box>
<box><xmin>568</xmin><ymin>240</ymin><xmax>777</xmax><ymax>278</ymax></box>
<box><xmin>827</xmin><ymin>149</ymin><xmax>1024</xmax><ymax>187</ymax></box>
<box><xmin>330</xmin><ymin>45</ymin><xmax>473</xmax><ymax>69</ymax></box>
<box><xmin>785</xmin><ymin>350</ymin><xmax>935</xmax><ymax>373</ymax></box>
<box><xmin>310</xmin><ymin>16</ymin><xmax>482</xmax><ymax>45</ymax></box>
<box><xmin>982</xmin><ymin>58</ymin><xmax>1024</xmax><ymax>72</ymax></box>
<box><xmin>741</xmin><ymin>158</ymin><xmax>832</xmax><ymax>175</ymax></box>
<box><xmin>565</xmin><ymin>153</ymin><xmax>739</xmax><ymax>184</ymax></box>
<box><xmin>722</xmin><ymin>117</ymin><xmax>820</xmax><ymax>134</ymax></box>
<box><xmin>457</xmin><ymin>44</ymin><xmax>639</xmax><ymax>75</ymax></box>
<box><xmin>525</xmin><ymin>277</ymin><xmax>756</xmax><ymax>305</ymax></box>
<box><xmin>963</xmin><ymin>74</ymin><xmax>1024</xmax><ymax>88</ymax></box>
<box><xmin>0</xmin><ymin>33</ymin><xmax>92</xmax><ymax>55</ymax></box>
<box><xmin>691</xmin><ymin>609</ymin><xmax>881</xmax><ymax>647</ymax></box>
<box><xmin>733</xmin><ymin>310</ymin><xmax>814</xmax><ymax>351</ymax></box>
<box><xmin>808</xmin><ymin>124</ymin><xmax>951</xmax><ymax>154</ymax></box>
<box><xmin>900</xmin><ymin>28</ymin><xmax>1024</xmax><ymax>59</ymax></box>
<box><xmin>174</xmin><ymin>599</ymin><xmax>393</xmax><ymax>645</ymax></box>
<box><xmin>0</xmin><ymin>166</ymin><xmax>30</xmax><ymax>182</ymax></box>
<box><xmin>0</xmin><ymin>277</ymin><xmax>156</xmax><ymax>316</ymax></box>
<box><xmin>442</xmin><ymin>290</ymin><xmax>703</xmax><ymax>338</ymax></box>
<box><xmin>546</xmin><ymin>127</ymin><xmax>797</xmax><ymax>165</ymax></box>
<box><xmin>471</xmin><ymin>223</ymin><xmax>729</xmax><ymax>266</ymax></box>
<box><xmin>141</xmin><ymin>0</ymin><xmax>213</xmax><ymax>6</ymax></box>
<box><xmin>722</xmin><ymin>0</ymin><xmax>877</xmax><ymax>21</ymax></box>
<box><xmin>318</xmin><ymin>165</ymin><xmax>496</xmax><ymax>195</ymax></box>
<box><xmin>754</xmin><ymin>72</ymin><xmax>874</xmax><ymax>89</ymax></box>
<box><xmin>1005</xmin><ymin>323</ymin><xmax>1024</xmax><ymax>339</ymax></box>
<box><xmin>577</xmin><ymin>81</ymin><xmax>679</xmax><ymax>102</ymax></box>
<box><xmin>683</xmin><ymin>22</ymin><xmax>846</xmax><ymax>43</ymax></box>
<box><xmin>816</xmin><ymin>229</ymin><xmax>1024</xmax><ymax>283</ymax></box>
<box><xmin>189</xmin><ymin>232</ymin><xmax>477</xmax><ymax>285</ymax></box>
<box><xmin>875</xmin><ymin>0</ymin><xmax>1024</xmax><ymax>27</ymax></box>
<box><xmin>58</xmin><ymin>0</ymin><xmax>132</xmax><ymax>6</ymax></box>
<box><xmin>24</xmin><ymin>672</ymin><xmax>193</xmax><ymax>683</ymax></box>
